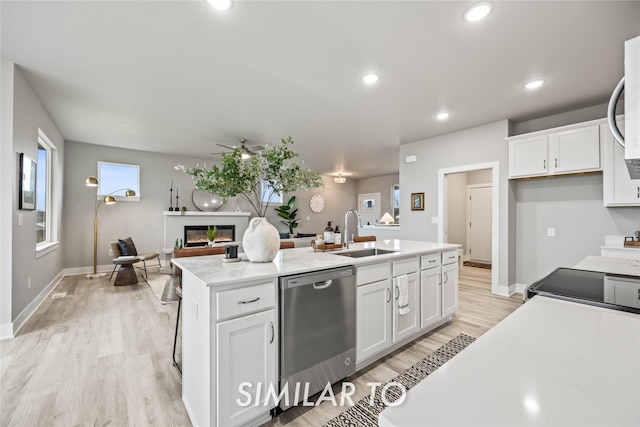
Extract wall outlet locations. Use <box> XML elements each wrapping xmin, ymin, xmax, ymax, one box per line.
<box><xmin>27</xmin><ymin>276</ymin><xmax>31</xmax><ymax>288</ymax></box>
<box><xmin>431</xmin><ymin>217</ymin><xmax>439</xmax><ymax>224</ymax></box>
<box><xmin>109</xmin><ymin>249</ymin><xmax>114</xmax><ymax>257</ymax></box>
<box><xmin>547</xmin><ymin>227</ymin><xmax>556</xmax><ymax>237</ymax></box>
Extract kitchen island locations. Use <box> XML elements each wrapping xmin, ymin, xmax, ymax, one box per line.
<box><xmin>172</xmin><ymin>239</ymin><xmax>460</xmax><ymax>427</ymax></box>
<box><xmin>379</xmin><ymin>255</ymin><xmax>640</xmax><ymax>426</ymax></box>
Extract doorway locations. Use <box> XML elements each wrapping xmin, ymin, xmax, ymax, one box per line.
<box><xmin>357</xmin><ymin>192</ymin><xmax>381</xmax><ymax>226</ymax></box>
<box><xmin>438</xmin><ymin>162</ymin><xmax>500</xmax><ymax>295</ymax></box>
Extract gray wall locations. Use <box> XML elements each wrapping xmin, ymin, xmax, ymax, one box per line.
<box><xmin>356</xmin><ymin>174</ymin><xmax>399</xmax><ymax>220</ymax></box>
<box><xmin>64</xmin><ymin>141</ymin><xmax>359</xmax><ymax>269</ymax></box>
<box><xmin>512</xmin><ymin>104</ymin><xmax>640</xmax><ymax>286</ymax></box>
<box><xmin>515</xmin><ymin>174</ymin><xmax>639</xmax><ymax>285</ymax></box>
<box><xmin>398</xmin><ymin>120</ymin><xmax>514</xmax><ymax>294</ymax></box>
<box><xmin>3</xmin><ymin>63</ymin><xmax>66</xmax><ymax>327</ymax></box>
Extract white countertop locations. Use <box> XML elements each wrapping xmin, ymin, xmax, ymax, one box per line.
<box><xmin>378</xmin><ymin>296</ymin><xmax>640</xmax><ymax>426</ymax></box>
<box><xmin>573</xmin><ymin>255</ymin><xmax>640</xmax><ymax>276</ymax></box>
<box><xmin>171</xmin><ymin>239</ymin><xmax>459</xmax><ymax>287</ymax></box>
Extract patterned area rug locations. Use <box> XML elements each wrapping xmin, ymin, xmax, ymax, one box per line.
<box><xmin>463</xmin><ymin>260</ymin><xmax>491</xmax><ymax>269</ymax></box>
<box><xmin>324</xmin><ymin>334</ymin><xmax>476</xmax><ymax>427</ymax></box>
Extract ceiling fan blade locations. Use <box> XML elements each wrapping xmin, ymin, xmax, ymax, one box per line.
<box><xmin>249</xmin><ymin>145</ymin><xmax>266</xmax><ymax>153</ymax></box>
<box><xmin>216</xmin><ymin>143</ymin><xmax>236</xmax><ymax>150</ymax></box>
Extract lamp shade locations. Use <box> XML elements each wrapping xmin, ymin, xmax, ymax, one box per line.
<box><xmin>85</xmin><ymin>176</ymin><xmax>98</xmax><ymax>187</ymax></box>
<box><xmin>380</xmin><ymin>212</ymin><xmax>395</xmax><ymax>224</ymax></box>
<box><xmin>125</xmin><ymin>189</ymin><xmax>136</xmax><ymax>197</ymax></box>
<box><xmin>103</xmin><ymin>195</ymin><xmax>117</xmax><ymax>204</ymax></box>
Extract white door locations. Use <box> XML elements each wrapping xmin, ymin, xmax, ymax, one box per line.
<box><xmin>217</xmin><ymin>309</ymin><xmax>276</xmax><ymax>426</ymax></box>
<box><xmin>468</xmin><ymin>185</ymin><xmax>492</xmax><ymax>263</ymax></box>
<box><xmin>357</xmin><ymin>192</ymin><xmax>381</xmax><ymax>226</ymax></box>
<box><xmin>392</xmin><ymin>272</ymin><xmax>420</xmax><ymax>342</ymax></box>
<box><xmin>356</xmin><ymin>279</ymin><xmax>392</xmax><ymax>363</ymax></box>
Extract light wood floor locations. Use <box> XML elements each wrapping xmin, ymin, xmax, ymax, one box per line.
<box><xmin>0</xmin><ymin>266</ymin><xmax>521</xmax><ymax>427</ymax></box>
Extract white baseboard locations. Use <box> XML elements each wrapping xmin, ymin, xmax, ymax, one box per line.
<box><xmin>11</xmin><ymin>269</ymin><xmax>65</xmax><ymax>337</ymax></box>
<box><xmin>0</xmin><ymin>322</ymin><xmax>14</xmax><ymax>340</ymax></box>
<box><xmin>512</xmin><ymin>282</ymin><xmax>528</xmax><ymax>295</ymax></box>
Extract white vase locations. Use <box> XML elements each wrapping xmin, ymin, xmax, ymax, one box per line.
<box><xmin>242</xmin><ymin>217</ymin><xmax>280</xmax><ymax>262</ymax></box>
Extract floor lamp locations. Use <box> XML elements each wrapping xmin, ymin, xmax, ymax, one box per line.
<box><xmin>85</xmin><ymin>176</ymin><xmax>136</xmax><ymax>279</ymax></box>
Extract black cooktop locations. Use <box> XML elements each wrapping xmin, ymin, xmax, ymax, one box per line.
<box><xmin>526</xmin><ymin>267</ymin><xmax>640</xmax><ymax>314</ymax></box>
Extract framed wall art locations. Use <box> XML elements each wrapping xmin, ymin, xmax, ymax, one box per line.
<box><xmin>411</xmin><ymin>192</ymin><xmax>424</xmax><ymax>211</ymax></box>
<box><xmin>19</xmin><ymin>153</ymin><xmax>36</xmax><ymax>210</ymax></box>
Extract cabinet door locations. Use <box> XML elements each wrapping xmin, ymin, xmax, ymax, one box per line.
<box><xmin>356</xmin><ymin>279</ymin><xmax>392</xmax><ymax>363</ymax></box>
<box><xmin>509</xmin><ymin>136</ymin><xmax>548</xmax><ymax>178</ymax></box>
<box><xmin>392</xmin><ymin>272</ymin><xmax>420</xmax><ymax>343</ymax></box>
<box><xmin>217</xmin><ymin>309</ymin><xmax>276</xmax><ymax>427</ymax></box>
<box><xmin>550</xmin><ymin>125</ymin><xmax>600</xmax><ymax>174</ymax></box>
<box><xmin>421</xmin><ymin>267</ymin><xmax>442</xmax><ymax>329</ymax></box>
<box><xmin>602</xmin><ymin>120</ymin><xmax>640</xmax><ymax>206</ymax></box>
<box><xmin>442</xmin><ymin>263</ymin><xmax>458</xmax><ymax>319</ymax></box>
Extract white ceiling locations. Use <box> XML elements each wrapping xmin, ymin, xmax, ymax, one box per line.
<box><xmin>2</xmin><ymin>1</ymin><xmax>639</xmax><ymax>178</ymax></box>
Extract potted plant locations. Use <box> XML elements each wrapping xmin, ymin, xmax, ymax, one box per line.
<box><xmin>176</xmin><ymin>137</ymin><xmax>323</xmax><ymax>262</ymax></box>
<box><xmin>206</xmin><ymin>226</ymin><xmax>218</xmax><ymax>246</ymax></box>
<box><xmin>275</xmin><ymin>196</ymin><xmax>298</xmax><ymax>238</ymax></box>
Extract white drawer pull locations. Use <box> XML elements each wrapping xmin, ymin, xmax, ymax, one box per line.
<box><xmin>238</xmin><ymin>297</ymin><xmax>260</xmax><ymax>305</ymax></box>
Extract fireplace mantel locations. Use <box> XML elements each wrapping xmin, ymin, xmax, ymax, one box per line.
<box><xmin>163</xmin><ymin>211</ymin><xmax>252</xmax><ymax>253</ymax></box>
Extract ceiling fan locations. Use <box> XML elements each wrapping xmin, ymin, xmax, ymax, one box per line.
<box><xmin>211</xmin><ymin>138</ymin><xmax>266</xmax><ymax>158</ymax></box>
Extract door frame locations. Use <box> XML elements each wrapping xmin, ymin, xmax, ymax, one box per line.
<box><xmin>466</xmin><ymin>184</ymin><xmax>492</xmax><ymax>263</ymax></box>
<box><xmin>437</xmin><ymin>161</ymin><xmax>499</xmax><ymax>295</ymax></box>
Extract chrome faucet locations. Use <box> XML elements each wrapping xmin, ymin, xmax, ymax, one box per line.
<box><xmin>344</xmin><ymin>209</ymin><xmax>362</xmax><ymax>249</ymax></box>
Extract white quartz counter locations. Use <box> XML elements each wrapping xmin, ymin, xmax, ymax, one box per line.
<box><xmin>574</xmin><ymin>255</ymin><xmax>640</xmax><ymax>276</ymax></box>
<box><xmin>171</xmin><ymin>239</ymin><xmax>459</xmax><ymax>287</ymax></box>
<box><xmin>378</xmin><ymin>296</ymin><xmax>640</xmax><ymax>426</ymax></box>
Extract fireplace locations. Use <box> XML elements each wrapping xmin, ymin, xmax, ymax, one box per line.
<box><xmin>184</xmin><ymin>225</ymin><xmax>235</xmax><ymax>247</ymax></box>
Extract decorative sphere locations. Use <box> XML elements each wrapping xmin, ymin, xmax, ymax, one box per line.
<box><xmin>192</xmin><ymin>189</ymin><xmax>224</xmax><ymax>212</ymax></box>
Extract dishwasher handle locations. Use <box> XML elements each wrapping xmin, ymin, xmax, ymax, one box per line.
<box><xmin>313</xmin><ymin>280</ymin><xmax>333</xmax><ymax>290</ymax></box>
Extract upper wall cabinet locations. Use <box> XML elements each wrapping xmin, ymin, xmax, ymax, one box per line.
<box><xmin>602</xmin><ymin>118</ymin><xmax>640</xmax><ymax>206</ymax></box>
<box><xmin>508</xmin><ymin>121</ymin><xmax>602</xmax><ymax>179</ymax></box>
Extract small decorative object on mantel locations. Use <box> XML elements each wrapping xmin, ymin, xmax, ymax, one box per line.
<box><xmin>206</xmin><ymin>226</ymin><xmax>218</xmax><ymax>246</ymax></box>
<box><xmin>175</xmin><ymin>187</ymin><xmax>179</xmax><ymax>211</ymax></box>
<box><xmin>177</xmin><ymin>137</ymin><xmax>323</xmax><ymax>263</ymax></box>
<box><xmin>168</xmin><ymin>180</ymin><xmax>174</xmax><ymax>211</ymax></box>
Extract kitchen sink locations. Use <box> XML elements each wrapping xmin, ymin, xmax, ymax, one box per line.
<box><xmin>333</xmin><ymin>248</ymin><xmax>397</xmax><ymax>258</ymax></box>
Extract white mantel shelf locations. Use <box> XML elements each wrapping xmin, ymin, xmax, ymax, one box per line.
<box><xmin>163</xmin><ymin>211</ymin><xmax>251</xmax><ymax>216</ymax></box>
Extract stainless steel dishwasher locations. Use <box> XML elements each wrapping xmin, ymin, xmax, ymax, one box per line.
<box><xmin>279</xmin><ymin>266</ymin><xmax>356</xmax><ymax>410</ymax></box>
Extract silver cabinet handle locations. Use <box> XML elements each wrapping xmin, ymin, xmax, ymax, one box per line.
<box><xmin>428</xmin><ymin>259</ymin><xmax>436</xmax><ymax>263</ymax></box>
<box><xmin>270</xmin><ymin>322</ymin><xmax>274</xmax><ymax>344</ymax></box>
<box><xmin>386</xmin><ymin>288</ymin><xmax>391</xmax><ymax>303</ymax></box>
<box><xmin>555</xmin><ymin>158</ymin><xmax>558</xmax><ymax>168</ymax></box>
<box><xmin>238</xmin><ymin>297</ymin><xmax>260</xmax><ymax>305</ymax></box>
<box><xmin>437</xmin><ymin>273</ymin><xmax>442</xmax><ymax>285</ymax></box>
<box><xmin>394</xmin><ymin>285</ymin><xmax>399</xmax><ymax>300</ymax></box>
<box><xmin>444</xmin><ymin>272</ymin><xmax>449</xmax><ymax>283</ymax></box>
<box><xmin>448</xmin><ymin>256</ymin><xmax>456</xmax><ymax>260</ymax></box>
<box><xmin>543</xmin><ymin>159</ymin><xmax>546</xmax><ymax>169</ymax></box>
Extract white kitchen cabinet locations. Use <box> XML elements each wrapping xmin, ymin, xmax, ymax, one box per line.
<box><xmin>509</xmin><ymin>135</ymin><xmax>549</xmax><ymax>178</ymax></box>
<box><xmin>420</xmin><ymin>266</ymin><xmax>441</xmax><ymax>329</ymax></box>
<box><xmin>392</xmin><ymin>272</ymin><xmax>420</xmax><ymax>342</ymax></box>
<box><xmin>442</xmin><ymin>262</ymin><xmax>459</xmax><ymax>318</ymax></box>
<box><xmin>602</xmin><ymin>119</ymin><xmax>640</xmax><ymax>206</ymax></box>
<box><xmin>356</xmin><ymin>278</ymin><xmax>392</xmax><ymax>363</ymax></box>
<box><xmin>420</xmin><ymin>250</ymin><xmax>459</xmax><ymax>329</ymax></box>
<box><xmin>217</xmin><ymin>309</ymin><xmax>276</xmax><ymax>427</ymax></box>
<box><xmin>508</xmin><ymin>121</ymin><xmax>602</xmax><ymax>179</ymax></box>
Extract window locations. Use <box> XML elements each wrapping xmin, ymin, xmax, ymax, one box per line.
<box><xmin>36</xmin><ymin>129</ymin><xmax>57</xmax><ymax>251</ymax></box>
<box><xmin>97</xmin><ymin>161</ymin><xmax>140</xmax><ymax>200</ymax></box>
<box><xmin>261</xmin><ymin>180</ymin><xmax>282</xmax><ymax>204</ymax></box>
<box><xmin>392</xmin><ymin>184</ymin><xmax>400</xmax><ymax>223</ymax></box>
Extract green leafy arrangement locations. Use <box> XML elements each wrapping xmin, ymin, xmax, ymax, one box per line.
<box><xmin>176</xmin><ymin>137</ymin><xmax>323</xmax><ymax>217</ymax></box>
<box><xmin>275</xmin><ymin>196</ymin><xmax>298</xmax><ymax>235</ymax></box>
<box><xmin>206</xmin><ymin>226</ymin><xmax>218</xmax><ymax>241</ymax></box>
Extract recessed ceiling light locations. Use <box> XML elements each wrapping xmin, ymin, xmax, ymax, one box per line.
<box><xmin>463</xmin><ymin>2</ymin><xmax>493</xmax><ymax>22</ymax></box>
<box><xmin>436</xmin><ymin>112</ymin><xmax>450</xmax><ymax>120</ymax></box>
<box><xmin>525</xmin><ymin>79</ymin><xmax>545</xmax><ymax>90</ymax></box>
<box><xmin>362</xmin><ymin>73</ymin><xmax>380</xmax><ymax>85</ymax></box>
<box><xmin>206</xmin><ymin>0</ymin><xmax>232</xmax><ymax>11</ymax></box>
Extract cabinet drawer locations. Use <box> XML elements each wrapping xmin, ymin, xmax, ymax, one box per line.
<box><xmin>392</xmin><ymin>257</ymin><xmax>419</xmax><ymax>276</ymax></box>
<box><xmin>216</xmin><ymin>281</ymin><xmax>276</xmax><ymax>321</ymax></box>
<box><xmin>421</xmin><ymin>253</ymin><xmax>441</xmax><ymax>270</ymax></box>
<box><xmin>357</xmin><ymin>262</ymin><xmax>391</xmax><ymax>286</ymax></box>
<box><xmin>442</xmin><ymin>250</ymin><xmax>458</xmax><ymax>265</ymax></box>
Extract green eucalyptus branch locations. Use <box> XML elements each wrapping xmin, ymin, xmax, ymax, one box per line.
<box><xmin>176</xmin><ymin>137</ymin><xmax>324</xmax><ymax>218</ymax></box>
